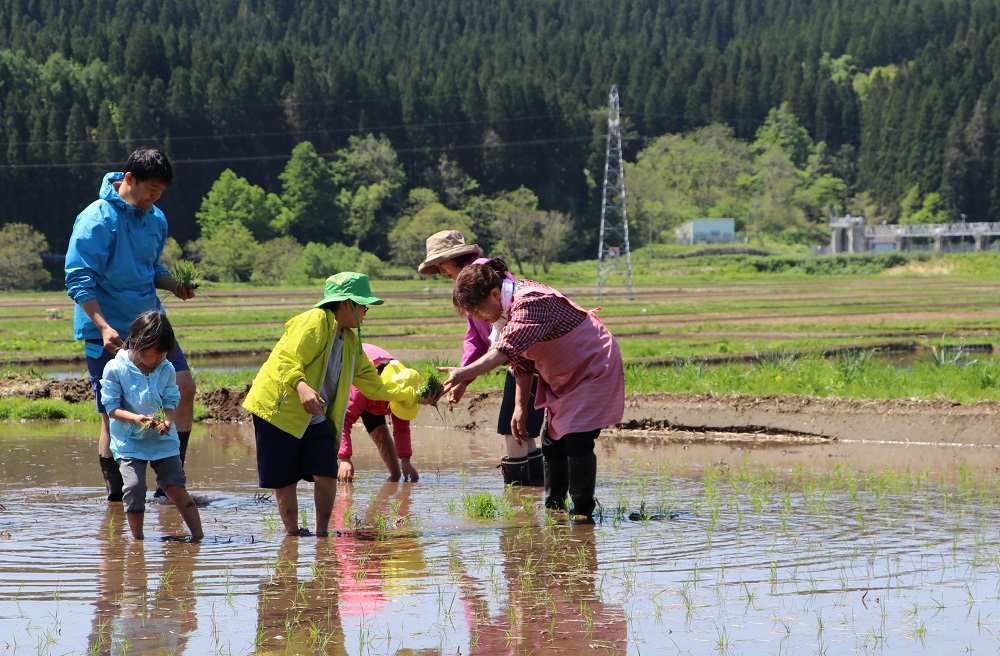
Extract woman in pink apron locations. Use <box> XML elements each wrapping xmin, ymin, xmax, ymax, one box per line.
<box><xmin>418</xmin><ymin>230</ymin><xmax>546</xmax><ymax>486</ymax></box>
<box><xmin>439</xmin><ymin>258</ymin><xmax>625</xmax><ymax>520</ymax></box>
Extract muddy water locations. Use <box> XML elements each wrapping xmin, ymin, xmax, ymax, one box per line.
<box><xmin>3</xmin><ymin>423</ymin><xmax>1000</xmax><ymax>655</ymax></box>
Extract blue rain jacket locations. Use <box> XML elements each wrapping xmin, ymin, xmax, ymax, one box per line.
<box><xmin>101</xmin><ymin>350</ymin><xmax>181</xmax><ymax>461</ymax></box>
<box><xmin>65</xmin><ymin>172</ymin><xmax>171</xmax><ymax>341</ymax></box>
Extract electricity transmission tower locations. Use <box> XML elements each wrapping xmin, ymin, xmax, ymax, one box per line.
<box><xmin>596</xmin><ymin>85</ymin><xmax>633</xmax><ymax>300</ymax></box>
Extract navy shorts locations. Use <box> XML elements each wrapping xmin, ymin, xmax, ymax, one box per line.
<box><xmin>253</xmin><ymin>414</ymin><xmax>339</xmax><ymax>489</ymax></box>
<box><xmin>86</xmin><ymin>338</ymin><xmax>189</xmax><ymax>414</ymax></box>
<box><xmin>497</xmin><ymin>371</ymin><xmax>544</xmax><ymax>437</ymax></box>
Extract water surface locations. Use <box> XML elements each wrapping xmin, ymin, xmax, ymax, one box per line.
<box><xmin>2</xmin><ymin>422</ymin><xmax>1000</xmax><ymax>654</ymax></box>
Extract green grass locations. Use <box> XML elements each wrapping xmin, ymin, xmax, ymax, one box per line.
<box><xmin>7</xmin><ymin>250</ymin><xmax>1000</xmax><ymax>400</ymax></box>
<box><xmin>625</xmin><ymin>350</ymin><xmax>1000</xmax><ymax>402</ymax></box>
<box><xmin>0</xmin><ymin>397</ymin><xmax>101</xmax><ymax>421</ymax></box>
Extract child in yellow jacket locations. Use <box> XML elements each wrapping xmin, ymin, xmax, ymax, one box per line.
<box><xmin>243</xmin><ymin>272</ymin><xmax>434</xmax><ymax>537</ymax></box>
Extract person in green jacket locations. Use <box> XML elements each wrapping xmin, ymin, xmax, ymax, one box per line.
<box><xmin>243</xmin><ymin>272</ymin><xmax>433</xmax><ymax>537</ymax></box>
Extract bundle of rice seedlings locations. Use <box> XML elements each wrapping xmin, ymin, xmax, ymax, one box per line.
<box><xmin>147</xmin><ymin>406</ymin><xmax>170</xmax><ymax>435</ymax></box>
<box><xmin>419</xmin><ymin>374</ymin><xmax>444</xmax><ymax>401</ymax></box>
<box><xmin>169</xmin><ymin>259</ymin><xmax>202</xmax><ymax>290</ymax></box>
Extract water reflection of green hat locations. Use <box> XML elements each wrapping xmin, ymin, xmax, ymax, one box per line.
<box><xmin>314</xmin><ymin>272</ymin><xmax>384</xmax><ymax>309</ymax></box>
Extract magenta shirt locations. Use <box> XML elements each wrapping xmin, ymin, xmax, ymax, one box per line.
<box><xmin>462</xmin><ymin>315</ymin><xmax>492</xmax><ymax>367</ymax></box>
<box><xmin>339</xmin><ymin>387</ymin><xmax>412</xmax><ymax>459</ymax></box>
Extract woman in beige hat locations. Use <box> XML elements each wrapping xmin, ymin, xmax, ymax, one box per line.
<box><xmin>418</xmin><ymin>230</ymin><xmax>545</xmax><ymax>486</ymax></box>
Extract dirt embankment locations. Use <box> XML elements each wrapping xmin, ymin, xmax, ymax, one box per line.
<box><xmin>6</xmin><ymin>375</ymin><xmax>1000</xmax><ymax>447</ymax></box>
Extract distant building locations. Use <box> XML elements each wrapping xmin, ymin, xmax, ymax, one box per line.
<box><xmin>675</xmin><ymin>218</ymin><xmax>736</xmax><ymax>245</ymax></box>
<box><xmin>829</xmin><ymin>214</ymin><xmax>867</xmax><ymax>253</ymax></box>
<box><xmin>829</xmin><ymin>217</ymin><xmax>1000</xmax><ymax>254</ymax></box>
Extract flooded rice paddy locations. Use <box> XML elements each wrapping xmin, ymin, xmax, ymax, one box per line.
<box><xmin>2</xmin><ymin>422</ymin><xmax>1000</xmax><ymax>655</ymax></box>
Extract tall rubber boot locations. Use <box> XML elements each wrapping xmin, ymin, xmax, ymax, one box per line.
<box><xmin>500</xmin><ymin>456</ymin><xmax>532</xmax><ymax>486</ymax></box>
<box><xmin>177</xmin><ymin>430</ymin><xmax>190</xmax><ymax>466</ymax></box>
<box><xmin>526</xmin><ymin>449</ymin><xmax>544</xmax><ymax>486</ymax></box>
<box><xmin>568</xmin><ymin>452</ymin><xmax>598</xmax><ymax>521</ymax></box>
<box><xmin>544</xmin><ymin>455</ymin><xmax>569</xmax><ymax>511</ymax></box>
<box><xmin>99</xmin><ymin>456</ymin><xmax>124</xmax><ymax>502</ymax></box>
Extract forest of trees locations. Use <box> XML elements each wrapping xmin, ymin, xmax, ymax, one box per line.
<box><xmin>3</xmin><ymin>0</ymin><xmax>1000</xmax><ymax>285</ymax></box>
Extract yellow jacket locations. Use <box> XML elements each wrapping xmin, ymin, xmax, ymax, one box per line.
<box><xmin>243</xmin><ymin>308</ymin><xmax>416</xmax><ymax>444</ymax></box>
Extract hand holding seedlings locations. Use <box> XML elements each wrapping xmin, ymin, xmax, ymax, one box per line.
<box><xmin>101</xmin><ymin>327</ymin><xmax>125</xmax><ymax>354</ymax></box>
<box><xmin>150</xmin><ymin>407</ymin><xmax>171</xmax><ymax>434</ymax></box>
<box><xmin>169</xmin><ymin>260</ymin><xmax>202</xmax><ymax>298</ymax></box>
<box><xmin>137</xmin><ymin>407</ymin><xmax>171</xmax><ymax>434</ymax></box>
<box><xmin>418</xmin><ymin>373</ymin><xmax>445</xmax><ymax>405</ymax></box>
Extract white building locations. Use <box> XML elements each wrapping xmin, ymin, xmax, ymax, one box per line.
<box><xmin>675</xmin><ymin>218</ymin><xmax>736</xmax><ymax>245</ymax></box>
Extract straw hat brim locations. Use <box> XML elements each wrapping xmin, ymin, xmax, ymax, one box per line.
<box><xmin>417</xmin><ymin>244</ymin><xmax>481</xmax><ymax>275</ymax></box>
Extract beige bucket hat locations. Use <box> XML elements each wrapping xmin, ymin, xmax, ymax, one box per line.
<box><xmin>417</xmin><ymin>230</ymin><xmax>481</xmax><ymax>275</ymax></box>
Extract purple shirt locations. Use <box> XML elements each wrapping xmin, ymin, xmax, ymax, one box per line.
<box><xmin>462</xmin><ymin>315</ymin><xmax>492</xmax><ymax>367</ymax></box>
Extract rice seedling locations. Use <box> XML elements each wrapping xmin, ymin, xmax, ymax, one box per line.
<box><xmin>261</xmin><ymin>511</ymin><xmax>280</xmax><ymax>533</ymax></box>
<box><xmin>146</xmin><ymin>406</ymin><xmax>170</xmax><ymax>434</ymax></box>
<box><xmin>169</xmin><ymin>259</ymin><xmax>203</xmax><ymax>291</ymax></box>
<box><xmin>461</xmin><ymin>491</ymin><xmax>513</xmax><ymax>520</ymax></box>
<box><xmin>418</xmin><ymin>373</ymin><xmax>443</xmax><ymax>401</ymax></box>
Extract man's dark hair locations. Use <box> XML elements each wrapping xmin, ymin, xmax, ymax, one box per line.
<box><xmin>124</xmin><ymin>148</ymin><xmax>173</xmax><ymax>184</ymax></box>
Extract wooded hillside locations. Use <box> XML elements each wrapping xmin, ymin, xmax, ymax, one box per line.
<box><xmin>1</xmin><ymin>0</ymin><xmax>998</xmax><ymax>260</ymax></box>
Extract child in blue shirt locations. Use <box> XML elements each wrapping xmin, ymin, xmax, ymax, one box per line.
<box><xmin>101</xmin><ymin>310</ymin><xmax>203</xmax><ymax>541</ymax></box>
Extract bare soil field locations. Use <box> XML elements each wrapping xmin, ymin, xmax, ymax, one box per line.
<box><xmin>7</xmin><ymin>374</ymin><xmax>1000</xmax><ymax>447</ymax></box>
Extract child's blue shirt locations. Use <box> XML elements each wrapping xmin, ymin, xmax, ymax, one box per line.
<box><xmin>101</xmin><ymin>349</ymin><xmax>181</xmax><ymax>461</ymax></box>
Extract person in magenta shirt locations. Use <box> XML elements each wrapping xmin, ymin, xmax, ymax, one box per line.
<box><xmin>439</xmin><ymin>258</ymin><xmax>625</xmax><ymax>521</ymax></box>
<box><xmin>338</xmin><ymin>343</ymin><xmax>419</xmax><ymax>482</ymax></box>
<box><xmin>418</xmin><ymin>230</ymin><xmax>545</xmax><ymax>486</ymax></box>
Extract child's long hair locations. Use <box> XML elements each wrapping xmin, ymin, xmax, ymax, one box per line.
<box><xmin>452</xmin><ymin>258</ymin><xmax>509</xmax><ymax>313</ymax></box>
<box><xmin>125</xmin><ymin>310</ymin><xmax>176</xmax><ymax>355</ymax></box>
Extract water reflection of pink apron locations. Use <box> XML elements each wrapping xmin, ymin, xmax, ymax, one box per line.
<box><xmin>518</xmin><ymin>287</ymin><xmax>625</xmax><ymax>439</ymax></box>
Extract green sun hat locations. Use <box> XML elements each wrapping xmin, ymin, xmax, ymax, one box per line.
<box><xmin>314</xmin><ymin>272</ymin><xmax>384</xmax><ymax>309</ymax></box>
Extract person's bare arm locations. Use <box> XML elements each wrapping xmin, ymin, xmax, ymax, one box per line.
<box><xmin>79</xmin><ymin>298</ymin><xmax>123</xmax><ymax>353</ymax></box>
<box><xmin>155</xmin><ymin>274</ymin><xmax>195</xmax><ymax>300</ymax></box>
<box><xmin>438</xmin><ymin>348</ymin><xmax>510</xmax><ymax>394</ymax></box>
<box><xmin>509</xmin><ymin>374</ymin><xmax>533</xmax><ymax>443</ymax></box>
<box><xmin>109</xmin><ymin>407</ymin><xmax>153</xmax><ymax>428</ymax></box>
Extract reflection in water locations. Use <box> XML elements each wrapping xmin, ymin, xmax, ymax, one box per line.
<box><xmin>88</xmin><ymin>507</ymin><xmax>199</xmax><ymax>655</ymax></box>
<box><xmin>255</xmin><ymin>536</ymin><xmax>345</xmax><ymax>654</ymax></box>
<box><xmin>6</xmin><ymin>422</ymin><xmax>1000</xmax><ymax>653</ymax></box>
<box><xmin>333</xmin><ymin>481</ymin><xmax>422</xmax><ymax>618</ymax></box>
<box><xmin>455</xmin><ymin>521</ymin><xmax>627</xmax><ymax>654</ymax></box>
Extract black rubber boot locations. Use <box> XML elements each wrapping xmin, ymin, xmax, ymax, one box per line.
<box><xmin>543</xmin><ymin>455</ymin><xmax>569</xmax><ymax>510</ymax></box>
<box><xmin>527</xmin><ymin>449</ymin><xmax>544</xmax><ymax>486</ymax></box>
<box><xmin>99</xmin><ymin>456</ymin><xmax>124</xmax><ymax>502</ymax></box>
<box><xmin>178</xmin><ymin>430</ymin><xmax>190</xmax><ymax>465</ymax></box>
<box><xmin>568</xmin><ymin>452</ymin><xmax>598</xmax><ymax>521</ymax></box>
<box><xmin>500</xmin><ymin>456</ymin><xmax>532</xmax><ymax>486</ymax></box>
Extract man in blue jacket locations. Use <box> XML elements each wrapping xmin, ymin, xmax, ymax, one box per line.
<box><xmin>65</xmin><ymin>148</ymin><xmax>197</xmax><ymax>502</ymax></box>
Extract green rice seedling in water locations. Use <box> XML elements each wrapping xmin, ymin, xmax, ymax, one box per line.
<box><xmin>261</xmin><ymin>511</ymin><xmax>280</xmax><ymax>533</ymax></box>
<box><xmin>461</xmin><ymin>491</ymin><xmax>512</xmax><ymax>520</ymax></box>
